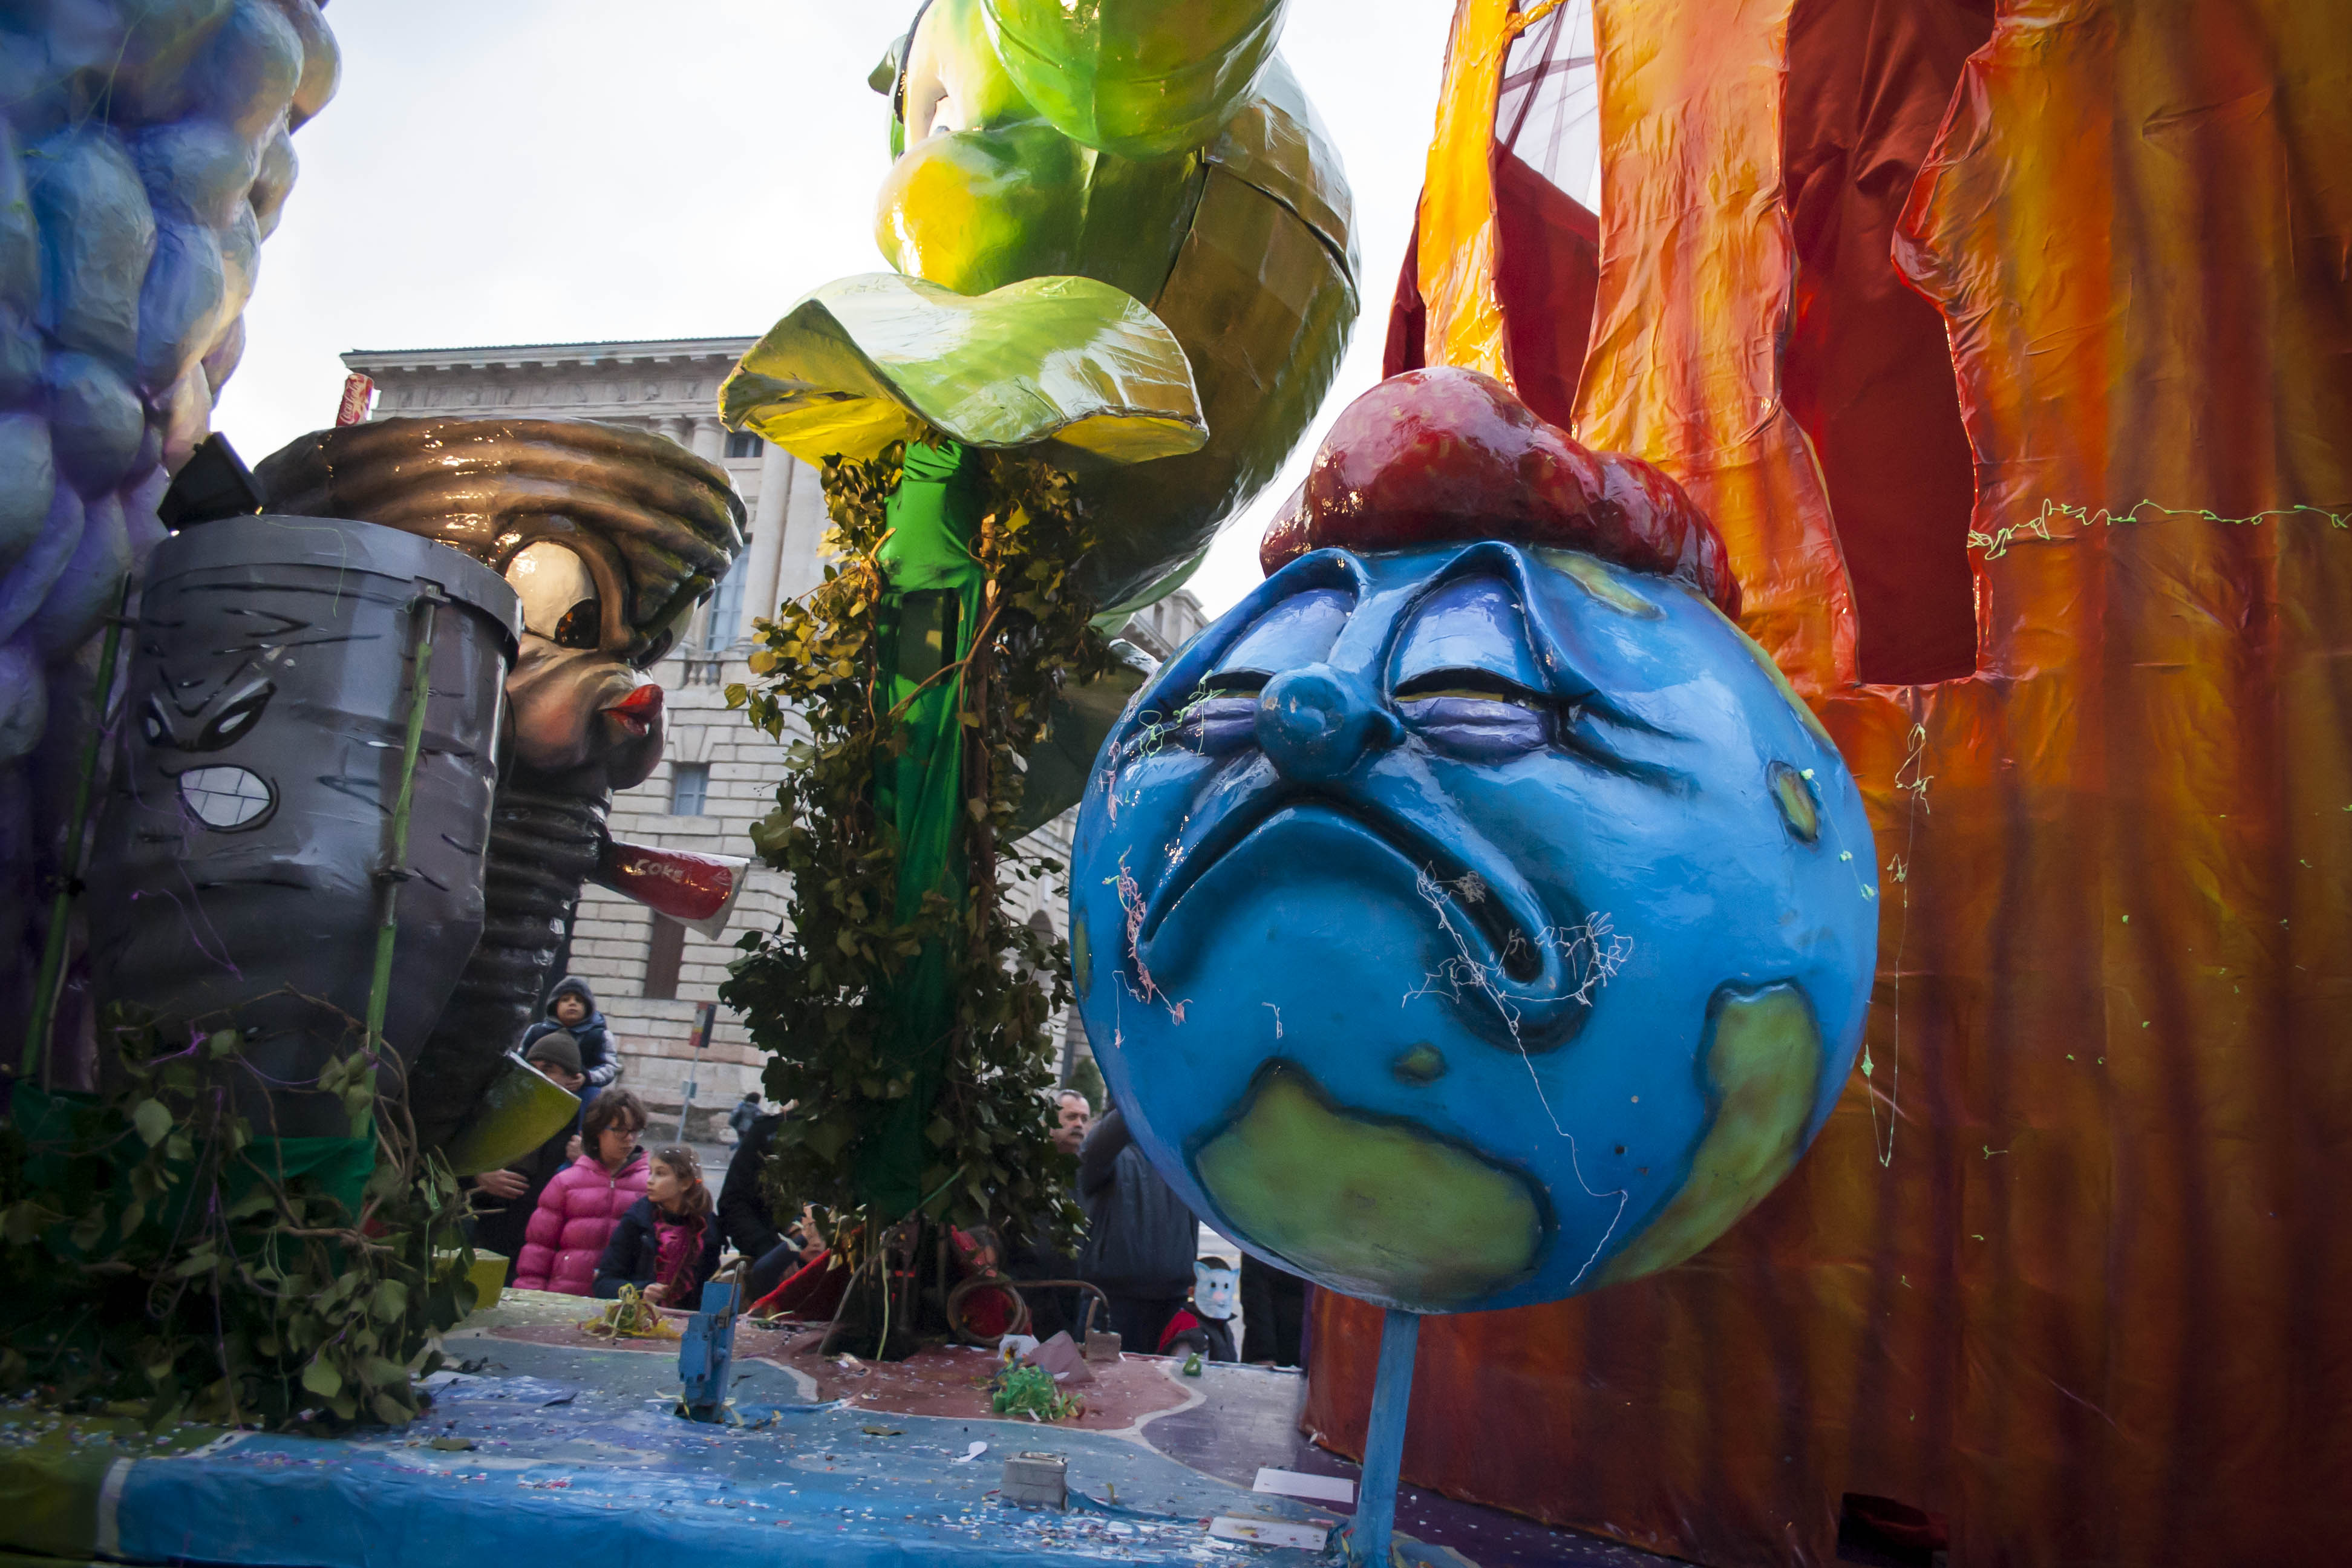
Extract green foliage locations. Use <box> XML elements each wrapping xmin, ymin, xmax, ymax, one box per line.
<box><xmin>990</xmin><ymin>1360</ymin><xmax>1080</xmax><ymax>1422</ymax></box>
<box><xmin>722</xmin><ymin>442</ymin><xmax>1107</xmax><ymax>1252</ymax></box>
<box><xmin>0</xmin><ymin>1009</ymin><xmax>474</xmax><ymax>1429</ymax></box>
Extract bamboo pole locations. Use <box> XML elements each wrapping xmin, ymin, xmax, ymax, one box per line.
<box><xmin>364</xmin><ymin>586</ymin><xmax>444</xmax><ymax>1048</ymax></box>
<box><xmin>21</xmin><ymin>585</ymin><xmax>133</xmax><ymax>1080</ymax></box>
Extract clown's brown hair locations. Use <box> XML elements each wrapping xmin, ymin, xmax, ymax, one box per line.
<box><xmin>1259</xmin><ymin>369</ymin><xmax>1739</xmax><ymax>617</ymax></box>
<box><xmin>257</xmin><ymin>417</ymin><xmax>746</xmax><ymax>662</ymax></box>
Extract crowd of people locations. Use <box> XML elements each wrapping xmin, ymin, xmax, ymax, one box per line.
<box><xmin>465</xmin><ymin>978</ymin><xmax>1307</xmax><ymax>1367</ymax></box>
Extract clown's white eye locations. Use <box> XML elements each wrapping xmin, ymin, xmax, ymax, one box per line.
<box><xmin>507</xmin><ymin>542</ymin><xmax>601</xmax><ymax>650</ymax></box>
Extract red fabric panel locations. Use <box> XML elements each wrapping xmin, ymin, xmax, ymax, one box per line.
<box><xmin>1383</xmin><ymin>213</ymin><xmax>1426</xmax><ymax>379</ymax></box>
<box><xmin>750</xmin><ymin>1247</ymin><xmax>850</xmax><ymax>1321</ymax></box>
<box><xmin>1781</xmin><ymin>0</ymin><xmax>1991</xmax><ymax>684</ymax></box>
<box><xmin>1309</xmin><ymin>3</ymin><xmax>2352</xmax><ymax>1565</ymax></box>
<box><xmin>1382</xmin><ymin>158</ymin><xmax>1599</xmax><ymax>437</ymax></box>
<box><xmin>1490</xmin><ymin>150</ymin><xmax>1601</xmax><ymax>431</ymax></box>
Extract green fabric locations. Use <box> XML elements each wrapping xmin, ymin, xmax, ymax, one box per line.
<box><xmin>0</xmin><ymin>1440</ymin><xmax>105</xmax><ymax>1559</ymax></box>
<box><xmin>10</xmin><ymin>1084</ymin><xmax>376</xmax><ymax>1230</ymax></box>
<box><xmin>0</xmin><ymin>1411</ymin><xmax>226</xmax><ymax>1561</ymax></box>
<box><xmin>856</xmin><ymin>442</ymin><xmax>985</xmax><ymax>1219</ymax></box>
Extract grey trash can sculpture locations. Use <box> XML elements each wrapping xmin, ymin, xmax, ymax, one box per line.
<box><xmin>85</xmin><ymin>514</ymin><xmax>518</xmax><ymax>1138</ymax></box>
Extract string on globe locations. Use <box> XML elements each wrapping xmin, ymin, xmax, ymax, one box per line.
<box><xmin>1405</xmin><ymin>864</ymin><xmax>1631</xmax><ymax>1279</ymax></box>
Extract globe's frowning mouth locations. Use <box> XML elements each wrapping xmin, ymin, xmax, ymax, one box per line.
<box><xmin>1137</xmin><ymin>794</ymin><xmax>1601</xmax><ymax>1048</ymax></box>
<box><xmin>1192</xmin><ymin>1062</ymin><xmax>1548</xmax><ymax>1312</ymax></box>
<box><xmin>1142</xmin><ymin>792</ymin><xmax>1549</xmax><ymax>975</ymax></box>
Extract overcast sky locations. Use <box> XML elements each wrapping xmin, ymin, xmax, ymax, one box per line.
<box><xmin>217</xmin><ymin>0</ymin><xmax>1458</xmax><ymax>617</ymax></box>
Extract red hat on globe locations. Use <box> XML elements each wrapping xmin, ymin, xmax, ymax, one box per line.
<box><xmin>1259</xmin><ymin>368</ymin><xmax>1740</xmax><ymax>618</ymax></box>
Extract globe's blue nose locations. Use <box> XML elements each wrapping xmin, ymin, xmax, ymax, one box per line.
<box><xmin>1256</xmin><ymin>665</ymin><xmax>1394</xmax><ymax>782</ymax></box>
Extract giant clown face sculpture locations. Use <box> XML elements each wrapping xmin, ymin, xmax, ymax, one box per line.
<box><xmin>1070</xmin><ymin>370</ymin><xmax>1878</xmax><ymax>1314</ymax></box>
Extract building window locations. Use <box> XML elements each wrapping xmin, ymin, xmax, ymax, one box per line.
<box><xmin>644</xmin><ymin>915</ymin><xmax>685</xmax><ymax>1001</ymax></box>
<box><xmin>670</xmin><ymin>762</ymin><xmax>709</xmax><ymax>816</ymax></box>
<box><xmin>725</xmin><ymin>431</ymin><xmax>763</xmax><ymax>459</ymax></box>
<box><xmin>704</xmin><ymin>555</ymin><xmax>746</xmax><ymax>652</ymax></box>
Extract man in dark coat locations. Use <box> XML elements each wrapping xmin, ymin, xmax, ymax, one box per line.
<box><xmin>1076</xmin><ymin>1105</ymin><xmax>1198</xmax><ymax>1353</ymax></box>
<box><xmin>719</xmin><ymin>1111</ymin><xmax>812</xmax><ymax>1300</ymax></box>
<box><xmin>719</xmin><ymin>1111</ymin><xmax>788</xmax><ymax>1262</ymax></box>
<box><xmin>521</xmin><ymin>978</ymin><xmax>620</xmax><ymax>1107</ymax></box>
<box><xmin>1241</xmin><ymin>1254</ymin><xmax>1307</xmax><ymax>1366</ymax></box>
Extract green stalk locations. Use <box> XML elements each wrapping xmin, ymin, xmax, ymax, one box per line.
<box><xmin>365</xmin><ymin>590</ymin><xmax>442</xmax><ymax>1046</ymax></box>
<box><xmin>21</xmin><ymin>586</ymin><xmax>132</xmax><ymax>1080</ymax></box>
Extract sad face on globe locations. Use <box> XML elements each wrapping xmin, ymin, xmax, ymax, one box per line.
<box><xmin>1069</xmin><ymin>370</ymin><xmax>1878</xmax><ymax>1315</ymax></box>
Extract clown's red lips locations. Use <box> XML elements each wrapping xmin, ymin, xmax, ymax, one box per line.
<box><xmin>602</xmin><ymin>682</ymin><xmax>663</xmax><ymax>738</ymax></box>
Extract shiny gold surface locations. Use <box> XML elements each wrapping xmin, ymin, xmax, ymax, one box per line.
<box><xmin>255</xmin><ymin>417</ymin><xmax>745</xmax><ymax>665</ymax></box>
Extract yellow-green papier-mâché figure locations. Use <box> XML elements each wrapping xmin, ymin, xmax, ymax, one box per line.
<box><xmin>722</xmin><ymin>0</ymin><xmax>1359</xmax><ymax>615</ymax></box>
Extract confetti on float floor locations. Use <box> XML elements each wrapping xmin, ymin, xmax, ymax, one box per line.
<box><xmin>0</xmin><ymin>1293</ymin><xmax>1665</xmax><ymax>1567</ymax></box>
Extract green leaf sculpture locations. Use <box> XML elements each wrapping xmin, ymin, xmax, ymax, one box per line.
<box><xmin>719</xmin><ymin>272</ymin><xmax>1206</xmax><ymax>469</ymax></box>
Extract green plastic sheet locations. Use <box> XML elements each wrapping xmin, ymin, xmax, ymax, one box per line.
<box><xmin>855</xmin><ymin>442</ymin><xmax>984</xmax><ymax>1220</ymax></box>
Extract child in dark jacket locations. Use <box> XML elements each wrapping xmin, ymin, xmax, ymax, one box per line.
<box><xmin>521</xmin><ymin>978</ymin><xmax>620</xmax><ymax>1099</ymax></box>
<box><xmin>593</xmin><ymin>1145</ymin><xmax>722</xmax><ymax>1305</ymax></box>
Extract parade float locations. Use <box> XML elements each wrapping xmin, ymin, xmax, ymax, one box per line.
<box><xmin>0</xmin><ymin>0</ymin><xmax>2341</xmax><ymax>1565</ymax></box>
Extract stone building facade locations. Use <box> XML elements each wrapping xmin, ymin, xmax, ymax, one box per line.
<box><xmin>341</xmin><ymin>337</ymin><xmax>1204</xmax><ymax>1134</ymax></box>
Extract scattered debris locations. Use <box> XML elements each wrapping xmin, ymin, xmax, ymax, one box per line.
<box><xmin>1253</xmin><ymin>1466</ymin><xmax>1356</xmax><ymax>1505</ymax></box>
<box><xmin>1209</xmin><ymin>1514</ymin><xmax>1330</xmax><ymax>1549</ymax></box>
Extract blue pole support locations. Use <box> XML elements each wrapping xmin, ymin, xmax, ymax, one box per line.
<box><xmin>678</xmin><ymin>1276</ymin><xmax>741</xmax><ymax>1420</ymax></box>
<box><xmin>1352</xmin><ymin>1307</ymin><xmax>1420</xmax><ymax>1565</ymax></box>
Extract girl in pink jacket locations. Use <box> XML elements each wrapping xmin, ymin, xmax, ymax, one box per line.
<box><xmin>514</xmin><ymin>1089</ymin><xmax>650</xmax><ymax>1295</ymax></box>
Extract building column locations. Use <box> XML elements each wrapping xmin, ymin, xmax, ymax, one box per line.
<box><xmin>664</xmin><ymin>414</ymin><xmax>696</xmax><ymax>449</ymax></box>
<box><xmin>775</xmin><ymin>456</ymin><xmax>831</xmax><ymax>604</ymax></box>
<box><xmin>690</xmin><ymin>416</ymin><xmax>725</xmax><ymax>466</ymax></box>
<box><xmin>742</xmin><ymin>442</ymin><xmax>792</xmax><ymax>626</ymax></box>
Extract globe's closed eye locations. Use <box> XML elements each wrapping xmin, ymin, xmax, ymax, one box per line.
<box><xmin>1396</xmin><ymin>668</ymin><xmax>1561</xmax><ymax>761</ymax></box>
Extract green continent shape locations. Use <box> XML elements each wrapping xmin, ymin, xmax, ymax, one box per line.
<box><xmin>1593</xmin><ymin>982</ymin><xmax>1826</xmax><ymax>1287</ymax></box>
<box><xmin>1194</xmin><ymin>1065</ymin><xmax>1545</xmax><ymax>1312</ymax></box>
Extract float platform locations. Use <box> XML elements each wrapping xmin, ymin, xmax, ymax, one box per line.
<box><xmin>0</xmin><ymin>1292</ymin><xmax>1670</xmax><ymax>1567</ymax></box>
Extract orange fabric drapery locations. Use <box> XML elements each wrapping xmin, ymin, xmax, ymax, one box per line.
<box><xmin>1310</xmin><ymin>2</ymin><xmax>2352</xmax><ymax>1564</ymax></box>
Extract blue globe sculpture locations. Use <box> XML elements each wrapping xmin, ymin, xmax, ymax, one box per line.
<box><xmin>1068</xmin><ymin>370</ymin><xmax>1879</xmax><ymax>1315</ymax></box>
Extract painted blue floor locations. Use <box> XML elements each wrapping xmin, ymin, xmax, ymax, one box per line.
<box><xmin>80</xmin><ymin>1340</ymin><xmax>1373</xmax><ymax>1567</ymax></box>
